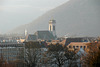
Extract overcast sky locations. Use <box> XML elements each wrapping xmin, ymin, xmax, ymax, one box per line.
<box><xmin>0</xmin><ymin>0</ymin><xmax>69</xmax><ymax>33</ymax></box>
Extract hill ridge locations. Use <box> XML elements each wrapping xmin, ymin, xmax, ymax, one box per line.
<box><xmin>8</xmin><ymin>0</ymin><xmax>100</xmax><ymax>37</ymax></box>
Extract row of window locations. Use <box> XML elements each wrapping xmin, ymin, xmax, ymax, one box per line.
<box><xmin>0</xmin><ymin>48</ymin><xmax>23</xmax><ymax>51</ymax></box>
<box><xmin>50</xmin><ymin>25</ymin><xmax>55</xmax><ymax>31</ymax></box>
<box><xmin>0</xmin><ymin>44</ymin><xmax>24</xmax><ymax>47</ymax></box>
<box><xmin>69</xmin><ymin>46</ymin><xmax>88</xmax><ymax>49</ymax></box>
<box><xmin>0</xmin><ymin>53</ymin><xmax>19</xmax><ymax>55</ymax></box>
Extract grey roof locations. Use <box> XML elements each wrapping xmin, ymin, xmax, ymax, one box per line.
<box><xmin>65</xmin><ymin>38</ymin><xmax>83</xmax><ymax>46</ymax></box>
<box><xmin>25</xmin><ymin>34</ymin><xmax>37</xmax><ymax>41</ymax></box>
<box><xmin>65</xmin><ymin>37</ymin><xmax>95</xmax><ymax>46</ymax></box>
<box><xmin>34</xmin><ymin>31</ymin><xmax>55</xmax><ymax>40</ymax></box>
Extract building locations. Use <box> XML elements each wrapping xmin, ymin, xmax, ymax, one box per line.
<box><xmin>0</xmin><ymin>42</ymin><xmax>24</xmax><ymax>62</ymax></box>
<box><xmin>49</xmin><ymin>19</ymin><xmax>56</xmax><ymax>37</ymax></box>
<box><xmin>67</xmin><ymin>42</ymin><xmax>89</xmax><ymax>51</ymax></box>
<box><xmin>34</xmin><ymin>30</ymin><xmax>55</xmax><ymax>40</ymax></box>
<box><xmin>0</xmin><ymin>34</ymin><xmax>25</xmax><ymax>43</ymax></box>
<box><xmin>64</xmin><ymin>37</ymin><xmax>94</xmax><ymax>46</ymax></box>
<box><xmin>46</xmin><ymin>40</ymin><xmax>60</xmax><ymax>45</ymax></box>
<box><xmin>25</xmin><ymin>19</ymin><xmax>57</xmax><ymax>41</ymax></box>
<box><xmin>25</xmin><ymin>34</ymin><xmax>37</xmax><ymax>42</ymax></box>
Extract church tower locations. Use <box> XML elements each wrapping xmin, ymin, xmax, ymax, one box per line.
<box><xmin>49</xmin><ymin>19</ymin><xmax>56</xmax><ymax>37</ymax></box>
<box><xmin>25</xmin><ymin>29</ymin><xmax>28</xmax><ymax>36</ymax></box>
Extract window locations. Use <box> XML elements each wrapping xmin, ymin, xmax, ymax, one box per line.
<box><xmin>69</xmin><ymin>46</ymin><xmax>71</xmax><ymax>48</ymax></box>
<box><xmin>50</xmin><ymin>25</ymin><xmax>51</xmax><ymax>31</ymax></box>
<box><xmin>76</xmin><ymin>46</ymin><xmax>79</xmax><ymax>48</ymax></box>
<box><xmin>80</xmin><ymin>46</ymin><xmax>82</xmax><ymax>48</ymax></box>
<box><xmin>84</xmin><ymin>46</ymin><xmax>86</xmax><ymax>49</ymax></box>
<box><xmin>53</xmin><ymin>25</ymin><xmax>55</xmax><ymax>31</ymax></box>
<box><xmin>73</xmin><ymin>46</ymin><xmax>75</xmax><ymax>48</ymax></box>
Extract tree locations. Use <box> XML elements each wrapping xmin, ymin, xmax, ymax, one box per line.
<box><xmin>64</xmin><ymin>50</ymin><xmax>78</xmax><ymax>67</ymax></box>
<box><xmin>20</xmin><ymin>41</ymin><xmax>41</xmax><ymax>67</ymax></box>
<box><xmin>83</xmin><ymin>41</ymin><xmax>100</xmax><ymax>67</ymax></box>
<box><xmin>46</xmin><ymin>43</ymin><xmax>77</xmax><ymax>67</ymax></box>
<box><xmin>0</xmin><ymin>55</ymin><xmax>3</xmax><ymax>67</ymax></box>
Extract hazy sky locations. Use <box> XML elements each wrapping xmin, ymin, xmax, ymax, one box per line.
<box><xmin>0</xmin><ymin>0</ymin><xmax>69</xmax><ymax>33</ymax></box>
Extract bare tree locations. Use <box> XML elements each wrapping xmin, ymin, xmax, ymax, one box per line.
<box><xmin>0</xmin><ymin>55</ymin><xmax>3</xmax><ymax>67</ymax></box>
<box><xmin>20</xmin><ymin>41</ymin><xmax>41</xmax><ymax>67</ymax></box>
<box><xmin>64</xmin><ymin>50</ymin><xmax>78</xmax><ymax>67</ymax></box>
<box><xmin>45</xmin><ymin>43</ymin><xmax>77</xmax><ymax>67</ymax></box>
<box><xmin>83</xmin><ymin>41</ymin><xmax>100</xmax><ymax>67</ymax></box>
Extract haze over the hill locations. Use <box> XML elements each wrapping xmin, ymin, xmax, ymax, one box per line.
<box><xmin>8</xmin><ymin>0</ymin><xmax>100</xmax><ymax>37</ymax></box>
<box><xmin>0</xmin><ymin>0</ymin><xmax>69</xmax><ymax>33</ymax></box>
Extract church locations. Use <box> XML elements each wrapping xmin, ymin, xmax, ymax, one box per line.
<box><xmin>25</xmin><ymin>19</ymin><xmax>57</xmax><ymax>41</ymax></box>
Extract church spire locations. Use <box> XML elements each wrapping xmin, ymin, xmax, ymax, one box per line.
<box><xmin>49</xmin><ymin>19</ymin><xmax>56</xmax><ymax>37</ymax></box>
<box><xmin>25</xmin><ymin>29</ymin><xmax>28</xmax><ymax>36</ymax></box>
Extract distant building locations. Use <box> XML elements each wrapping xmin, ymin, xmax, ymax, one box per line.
<box><xmin>34</xmin><ymin>31</ymin><xmax>55</xmax><ymax>40</ymax></box>
<box><xmin>0</xmin><ymin>34</ymin><xmax>25</xmax><ymax>43</ymax></box>
<box><xmin>25</xmin><ymin>31</ymin><xmax>55</xmax><ymax>41</ymax></box>
<box><xmin>49</xmin><ymin>19</ymin><xmax>56</xmax><ymax>37</ymax></box>
<box><xmin>46</xmin><ymin>40</ymin><xmax>60</xmax><ymax>45</ymax></box>
<box><xmin>25</xmin><ymin>19</ymin><xmax>57</xmax><ymax>41</ymax></box>
<box><xmin>25</xmin><ymin>29</ymin><xmax>28</xmax><ymax>36</ymax></box>
<box><xmin>25</xmin><ymin>34</ymin><xmax>37</xmax><ymax>42</ymax></box>
<box><xmin>65</xmin><ymin>38</ymin><xmax>84</xmax><ymax>46</ymax></box>
<box><xmin>17</xmin><ymin>38</ymin><xmax>25</xmax><ymax>43</ymax></box>
<box><xmin>67</xmin><ymin>42</ymin><xmax>89</xmax><ymax>51</ymax></box>
<box><xmin>64</xmin><ymin>37</ymin><xmax>93</xmax><ymax>46</ymax></box>
<box><xmin>0</xmin><ymin>42</ymin><xmax>24</xmax><ymax>62</ymax></box>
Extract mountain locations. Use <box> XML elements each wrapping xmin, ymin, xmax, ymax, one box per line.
<box><xmin>8</xmin><ymin>0</ymin><xmax>100</xmax><ymax>37</ymax></box>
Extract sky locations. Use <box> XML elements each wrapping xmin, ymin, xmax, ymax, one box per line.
<box><xmin>0</xmin><ymin>0</ymin><xmax>69</xmax><ymax>33</ymax></box>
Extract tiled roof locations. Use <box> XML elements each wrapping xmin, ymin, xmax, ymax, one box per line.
<box><xmin>25</xmin><ymin>34</ymin><xmax>37</xmax><ymax>41</ymax></box>
<box><xmin>25</xmin><ymin>31</ymin><xmax>55</xmax><ymax>41</ymax></box>
<box><xmin>68</xmin><ymin>42</ymin><xmax>89</xmax><ymax>46</ymax></box>
<box><xmin>34</xmin><ymin>31</ymin><xmax>55</xmax><ymax>40</ymax></box>
<box><xmin>65</xmin><ymin>38</ymin><xmax>83</xmax><ymax>46</ymax></box>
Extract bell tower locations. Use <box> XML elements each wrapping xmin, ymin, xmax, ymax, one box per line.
<box><xmin>49</xmin><ymin>19</ymin><xmax>56</xmax><ymax>37</ymax></box>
